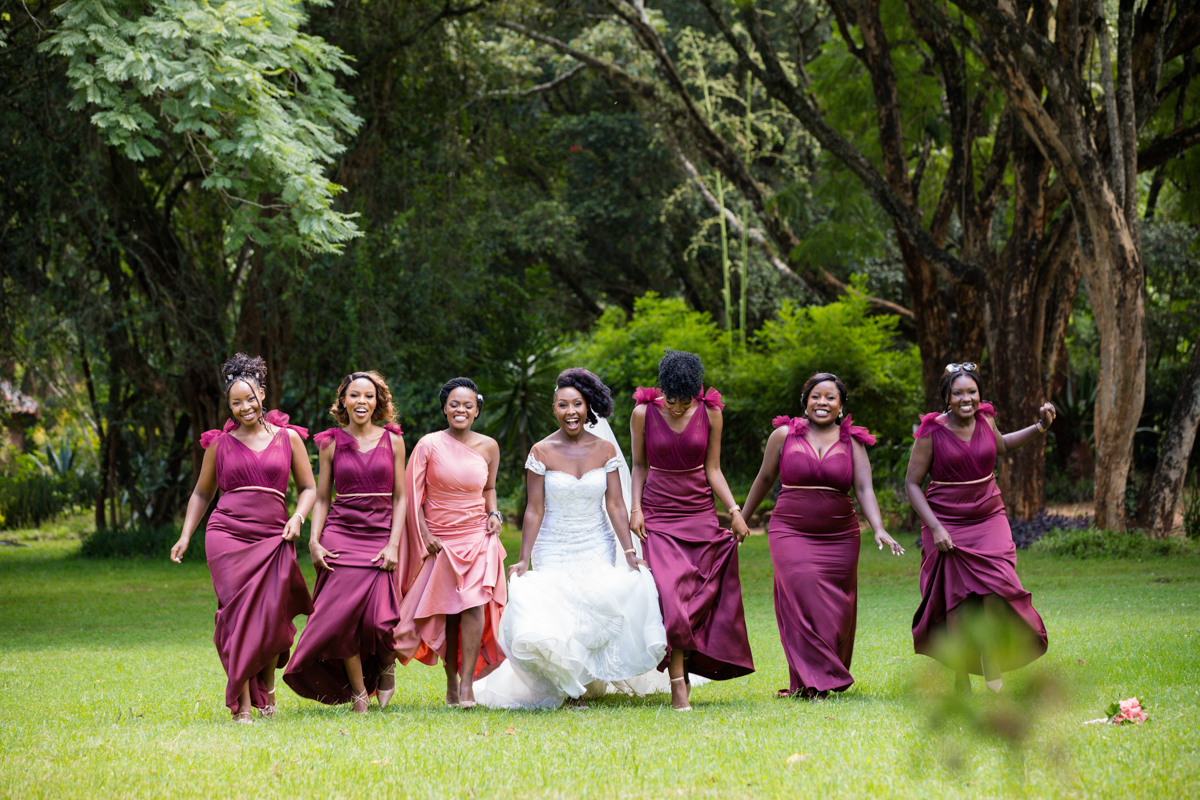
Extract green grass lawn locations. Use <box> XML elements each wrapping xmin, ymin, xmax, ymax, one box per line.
<box><xmin>0</xmin><ymin>526</ymin><xmax>1197</xmax><ymax>799</ymax></box>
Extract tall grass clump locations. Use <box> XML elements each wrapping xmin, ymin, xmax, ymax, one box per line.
<box><xmin>80</xmin><ymin>522</ymin><xmax>203</xmax><ymax>562</ymax></box>
<box><xmin>1031</xmin><ymin>526</ymin><xmax>1194</xmax><ymax>558</ymax></box>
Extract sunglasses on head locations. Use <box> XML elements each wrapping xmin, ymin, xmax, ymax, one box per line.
<box><xmin>945</xmin><ymin>362</ymin><xmax>978</xmax><ymax>374</ymax></box>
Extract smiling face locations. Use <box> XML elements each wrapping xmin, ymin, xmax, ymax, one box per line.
<box><xmin>227</xmin><ymin>379</ymin><xmax>264</xmax><ymax>429</ymax></box>
<box><xmin>443</xmin><ymin>386</ymin><xmax>478</xmax><ymax>432</ymax></box>
<box><xmin>663</xmin><ymin>396</ymin><xmax>695</xmax><ymax>419</ymax></box>
<box><xmin>947</xmin><ymin>375</ymin><xmax>980</xmax><ymax>419</ymax></box>
<box><xmin>343</xmin><ymin>377</ymin><xmax>378</xmax><ymax>427</ymax></box>
<box><xmin>805</xmin><ymin>380</ymin><xmax>843</xmax><ymax>426</ymax></box>
<box><xmin>554</xmin><ymin>387</ymin><xmax>588</xmax><ymax>435</ymax></box>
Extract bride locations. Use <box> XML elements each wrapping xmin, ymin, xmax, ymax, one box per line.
<box><xmin>472</xmin><ymin>369</ymin><xmax>667</xmax><ymax>709</ymax></box>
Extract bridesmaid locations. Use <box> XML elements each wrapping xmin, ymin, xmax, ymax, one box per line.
<box><xmin>630</xmin><ymin>350</ymin><xmax>754</xmax><ymax>711</ymax></box>
<box><xmin>170</xmin><ymin>353</ymin><xmax>315</xmax><ymax>723</ymax></box>
<box><xmin>394</xmin><ymin>377</ymin><xmax>507</xmax><ymax>709</ymax></box>
<box><xmin>906</xmin><ymin>363</ymin><xmax>1053</xmax><ymax>692</ymax></box>
<box><xmin>283</xmin><ymin>371</ymin><xmax>411</xmax><ymax>713</ymax></box>
<box><xmin>742</xmin><ymin>373</ymin><xmax>904</xmax><ymax>699</ymax></box>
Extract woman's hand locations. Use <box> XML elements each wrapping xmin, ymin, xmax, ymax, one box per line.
<box><xmin>629</xmin><ymin>508</ymin><xmax>646</xmax><ymax>541</ymax></box>
<box><xmin>486</xmin><ymin>513</ymin><xmax>502</xmax><ymax>537</ymax></box>
<box><xmin>372</xmin><ymin>543</ymin><xmax>399</xmax><ymax>571</ymax></box>
<box><xmin>874</xmin><ymin>529</ymin><xmax>905</xmax><ymax>556</ymax></box>
<box><xmin>508</xmin><ymin>559</ymin><xmax>529</xmax><ymax>579</ymax></box>
<box><xmin>625</xmin><ymin>552</ymin><xmax>649</xmax><ymax>572</ymax></box>
<box><xmin>422</xmin><ymin>532</ymin><xmax>444</xmax><ymax>556</ymax></box>
<box><xmin>310</xmin><ymin>540</ymin><xmax>339</xmax><ymax>572</ymax></box>
<box><xmin>931</xmin><ymin>524</ymin><xmax>955</xmax><ymax>553</ymax></box>
<box><xmin>730</xmin><ymin>511</ymin><xmax>750</xmax><ymax>544</ymax></box>
<box><xmin>1038</xmin><ymin>402</ymin><xmax>1057</xmax><ymax>430</ymax></box>
<box><xmin>169</xmin><ymin>536</ymin><xmax>189</xmax><ymax>563</ymax></box>
<box><xmin>282</xmin><ymin>515</ymin><xmax>303</xmax><ymax>542</ymax></box>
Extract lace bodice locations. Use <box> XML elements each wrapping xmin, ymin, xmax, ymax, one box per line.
<box><xmin>526</xmin><ymin>452</ymin><xmax>624</xmax><ymax>572</ymax></box>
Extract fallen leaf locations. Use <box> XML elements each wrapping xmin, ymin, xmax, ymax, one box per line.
<box><xmin>339</xmin><ymin>729</ymin><xmax>347</xmax><ymax>736</ymax></box>
<box><xmin>1076</xmin><ymin>659</ymin><xmax>1086</xmax><ymax>665</ymax></box>
<box><xmin>504</xmin><ymin>726</ymin><xmax>517</xmax><ymax>735</ymax></box>
<box><xmin>786</xmin><ymin>753</ymin><xmax>809</xmax><ymax>764</ymax></box>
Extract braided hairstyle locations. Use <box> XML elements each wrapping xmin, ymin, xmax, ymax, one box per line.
<box><xmin>800</xmin><ymin>372</ymin><xmax>848</xmax><ymax>420</ymax></box>
<box><xmin>658</xmin><ymin>350</ymin><xmax>704</xmax><ymax>402</ymax></box>
<box><xmin>439</xmin><ymin>377</ymin><xmax>484</xmax><ymax>411</ymax></box>
<box><xmin>939</xmin><ymin>367</ymin><xmax>984</xmax><ymax>411</ymax></box>
<box><xmin>554</xmin><ymin>368</ymin><xmax>613</xmax><ymax>426</ymax></box>
<box><xmin>221</xmin><ymin>353</ymin><xmax>267</xmax><ymax>398</ymax></box>
<box><xmin>330</xmin><ymin>370</ymin><xmax>397</xmax><ymax>426</ymax></box>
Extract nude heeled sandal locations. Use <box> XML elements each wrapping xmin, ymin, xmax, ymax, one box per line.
<box><xmin>376</xmin><ymin>664</ymin><xmax>396</xmax><ymax>709</ymax></box>
<box><xmin>670</xmin><ymin>676</ymin><xmax>691</xmax><ymax>712</ymax></box>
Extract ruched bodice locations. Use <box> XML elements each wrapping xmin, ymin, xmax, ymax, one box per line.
<box><xmin>774</xmin><ymin>415</ymin><xmax>876</xmax><ymax>492</ymax></box>
<box><xmin>633</xmin><ymin>386</ymin><xmax>723</xmax><ymax>470</ymax></box>
<box><xmin>201</xmin><ymin>410</ymin><xmax>307</xmax><ymax>495</ymax></box>
<box><xmin>915</xmin><ymin>403</ymin><xmax>998</xmax><ymax>483</ymax></box>
<box><xmin>313</xmin><ymin>424</ymin><xmax>403</xmax><ymax>496</ymax></box>
<box><xmin>527</xmin><ymin>453</ymin><xmax>624</xmax><ymax>571</ymax></box>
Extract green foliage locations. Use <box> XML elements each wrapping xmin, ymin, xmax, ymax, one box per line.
<box><xmin>574</xmin><ymin>287</ymin><xmax>922</xmax><ymax>477</ymax></box>
<box><xmin>80</xmin><ymin>521</ymin><xmax>201</xmax><ymax>561</ymax></box>
<box><xmin>0</xmin><ymin>455</ymin><xmax>95</xmax><ymax>530</ymax></box>
<box><xmin>1183</xmin><ymin>474</ymin><xmax>1200</xmax><ymax>541</ymax></box>
<box><xmin>1030</xmin><ymin>526</ymin><xmax>1195</xmax><ymax>559</ymax></box>
<box><xmin>43</xmin><ymin>0</ymin><xmax>362</xmax><ymax>252</ymax></box>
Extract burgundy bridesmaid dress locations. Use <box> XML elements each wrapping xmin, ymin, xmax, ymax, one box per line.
<box><xmin>283</xmin><ymin>424</ymin><xmax>405</xmax><ymax>704</ymax></box>
<box><xmin>910</xmin><ymin>403</ymin><xmax>1048</xmax><ymax>672</ymax></box>
<box><xmin>200</xmin><ymin>410</ymin><xmax>314</xmax><ymax>715</ymax></box>
<box><xmin>635</xmin><ymin>386</ymin><xmax>754</xmax><ymax>680</ymax></box>
<box><xmin>768</xmin><ymin>415</ymin><xmax>874</xmax><ymax>694</ymax></box>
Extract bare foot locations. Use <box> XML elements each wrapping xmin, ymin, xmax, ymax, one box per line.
<box><xmin>446</xmin><ymin>678</ymin><xmax>460</xmax><ymax>707</ymax></box>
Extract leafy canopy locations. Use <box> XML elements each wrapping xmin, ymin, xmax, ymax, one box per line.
<box><xmin>43</xmin><ymin>0</ymin><xmax>362</xmax><ymax>252</ymax></box>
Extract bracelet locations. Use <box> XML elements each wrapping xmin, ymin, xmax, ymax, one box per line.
<box><xmin>1035</xmin><ymin>419</ymin><xmax>1046</xmax><ymax>432</ymax></box>
<box><xmin>624</xmin><ymin>548</ymin><xmax>637</xmax><ymax>554</ymax></box>
<box><xmin>291</xmin><ymin>512</ymin><xmax>305</xmax><ymax>522</ymax></box>
<box><xmin>728</xmin><ymin>504</ymin><xmax>741</xmax><ymax>514</ymax></box>
<box><xmin>630</xmin><ymin>507</ymin><xmax>641</xmax><ymax>514</ymax></box>
<box><xmin>487</xmin><ymin>511</ymin><xmax>502</xmax><ymax>520</ymax></box>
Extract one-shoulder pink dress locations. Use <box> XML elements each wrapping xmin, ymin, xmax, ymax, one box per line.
<box><xmin>910</xmin><ymin>404</ymin><xmax>1048</xmax><ymax>672</ymax></box>
<box><xmin>200</xmin><ymin>410</ymin><xmax>314</xmax><ymax>715</ymax></box>
<box><xmin>635</xmin><ymin>387</ymin><xmax>754</xmax><ymax>681</ymax></box>
<box><xmin>394</xmin><ymin>431</ymin><xmax>507</xmax><ymax>678</ymax></box>
<box><xmin>283</xmin><ymin>424</ymin><xmax>405</xmax><ymax>704</ymax></box>
<box><xmin>769</xmin><ymin>415</ymin><xmax>874</xmax><ymax>694</ymax></box>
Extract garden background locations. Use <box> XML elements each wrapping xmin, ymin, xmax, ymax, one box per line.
<box><xmin>1</xmin><ymin>1</ymin><xmax>1199</xmax><ymax>796</ymax></box>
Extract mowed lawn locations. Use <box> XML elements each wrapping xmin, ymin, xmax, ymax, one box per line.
<box><xmin>0</xmin><ymin>528</ymin><xmax>1197</xmax><ymax>799</ymax></box>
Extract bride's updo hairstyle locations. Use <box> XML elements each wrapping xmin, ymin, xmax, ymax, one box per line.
<box><xmin>555</xmin><ymin>368</ymin><xmax>613</xmax><ymax>426</ymax></box>
<box><xmin>221</xmin><ymin>352</ymin><xmax>267</xmax><ymax>399</ymax></box>
<box><xmin>330</xmin><ymin>370</ymin><xmax>397</xmax><ymax>426</ymax></box>
<box><xmin>658</xmin><ymin>350</ymin><xmax>704</xmax><ymax>402</ymax></box>
<box><xmin>439</xmin><ymin>377</ymin><xmax>484</xmax><ymax>411</ymax></box>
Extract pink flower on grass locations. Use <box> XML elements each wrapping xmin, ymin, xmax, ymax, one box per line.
<box><xmin>1110</xmin><ymin>697</ymin><xmax>1148</xmax><ymax>724</ymax></box>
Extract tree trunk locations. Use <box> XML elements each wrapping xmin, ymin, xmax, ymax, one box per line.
<box><xmin>1138</xmin><ymin>339</ymin><xmax>1200</xmax><ymax>537</ymax></box>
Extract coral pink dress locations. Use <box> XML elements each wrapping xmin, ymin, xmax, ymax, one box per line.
<box><xmin>200</xmin><ymin>411</ymin><xmax>313</xmax><ymax>715</ymax></box>
<box><xmin>283</xmin><ymin>424</ymin><xmax>405</xmax><ymax>704</ymax></box>
<box><xmin>635</xmin><ymin>387</ymin><xmax>754</xmax><ymax>680</ymax></box>
<box><xmin>911</xmin><ymin>404</ymin><xmax>1048</xmax><ymax>671</ymax></box>
<box><xmin>769</xmin><ymin>415</ymin><xmax>874</xmax><ymax>694</ymax></box>
<box><xmin>394</xmin><ymin>431</ymin><xmax>507</xmax><ymax>678</ymax></box>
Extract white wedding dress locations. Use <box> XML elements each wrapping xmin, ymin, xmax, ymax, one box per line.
<box><xmin>473</xmin><ymin>435</ymin><xmax>668</xmax><ymax>709</ymax></box>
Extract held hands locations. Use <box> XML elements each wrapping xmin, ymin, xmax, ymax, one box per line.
<box><xmin>282</xmin><ymin>516</ymin><xmax>303</xmax><ymax>542</ymax></box>
<box><xmin>508</xmin><ymin>559</ymin><xmax>529</xmax><ymax>579</ymax></box>
<box><xmin>629</xmin><ymin>508</ymin><xmax>647</xmax><ymax>541</ymax></box>
<box><xmin>874</xmin><ymin>529</ymin><xmax>905</xmax><ymax>556</ymax></box>
<box><xmin>371</xmin><ymin>543</ymin><xmax>399</xmax><ymax>571</ymax></box>
<box><xmin>310</xmin><ymin>540</ymin><xmax>340</xmax><ymax>572</ymax></box>
<box><xmin>730</xmin><ymin>511</ymin><xmax>750</xmax><ymax>544</ymax></box>
<box><xmin>625</xmin><ymin>551</ymin><xmax>650</xmax><ymax>572</ymax></box>
<box><xmin>1037</xmin><ymin>402</ymin><xmax>1057</xmax><ymax>431</ymax></box>
<box><xmin>931</xmin><ymin>524</ymin><xmax>955</xmax><ymax>553</ymax></box>
<box><xmin>169</xmin><ymin>536</ymin><xmax>189</xmax><ymax>563</ymax></box>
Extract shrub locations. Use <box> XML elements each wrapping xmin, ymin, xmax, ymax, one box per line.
<box><xmin>0</xmin><ymin>454</ymin><xmax>95</xmax><ymax>530</ymax></box>
<box><xmin>1030</xmin><ymin>526</ymin><xmax>1195</xmax><ymax>558</ymax></box>
<box><xmin>80</xmin><ymin>522</ymin><xmax>204</xmax><ymax>562</ymax></box>
<box><xmin>1010</xmin><ymin>511</ymin><xmax>1093</xmax><ymax>549</ymax></box>
<box><xmin>1183</xmin><ymin>474</ymin><xmax>1200</xmax><ymax>541</ymax></box>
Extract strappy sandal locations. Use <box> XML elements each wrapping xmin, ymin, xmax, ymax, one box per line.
<box><xmin>350</xmin><ymin>689</ymin><xmax>370</xmax><ymax>714</ymax></box>
<box><xmin>260</xmin><ymin>688</ymin><xmax>277</xmax><ymax>718</ymax></box>
<box><xmin>233</xmin><ymin>708</ymin><xmax>253</xmax><ymax>724</ymax></box>
<box><xmin>376</xmin><ymin>664</ymin><xmax>396</xmax><ymax>709</ymax></box>
<box><xmin>670</xmin><ymin>676</ymin><xmax>691</xmax><ymax>712</ymax></box>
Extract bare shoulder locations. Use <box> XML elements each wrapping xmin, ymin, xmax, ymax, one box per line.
<box><xmin>767</xmin><ymin>426</ymin><xmax>788</xmax><ymax>445</ymax></box>
<box><xmin>631</xmin><ymin>404</ymin><xmax>648</xmax><ymax>421</ymax></box>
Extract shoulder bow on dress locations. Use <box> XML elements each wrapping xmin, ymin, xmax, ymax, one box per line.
<box><xmin>314</xmin><ymin>422</ymin><xmax>403</xmax><ymax>451</ymax></box>
<box><xmin>199</xmin><ymin>417</ymin><xmax>239</xmax><ymax>449</ymax></box>
<box><xmin>696</xmin><ymin>387</ymin><xmax>724</xmax><ymax>410</ymax></box>
<box><xmin>839</xmin><ymin>415</ymin><xmax>876</xmax><ymax>446</ymax></box>
<box><xmin>633</xmin><ymin>387</ymin><xmax>663</xmax><ymax>407</ymax></box>
<box><xmin>772</xmin><ymin>415</ymin><xmax>809</xmax><ymax>437</ymax></box>
<box><xmin>264</xmin><ymin>410</ymin><xmax>309</xmax><ymax>440</ymax></box>
<box><xmin>913</xmin><ymin>402</ymin><xmax>996</xmax><ymax>439</ymax></box>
